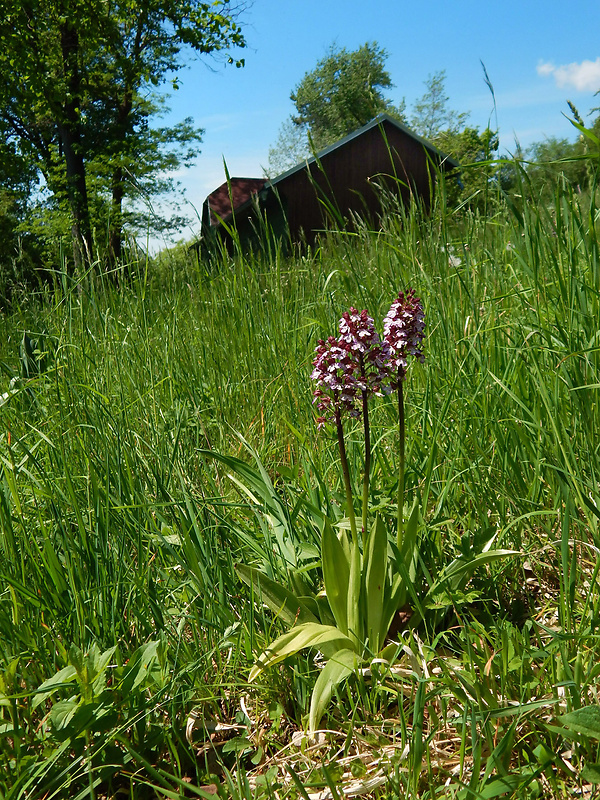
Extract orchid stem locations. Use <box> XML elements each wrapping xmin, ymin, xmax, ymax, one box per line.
<box><xmin>335</xmin><ymin>404</ymin><xmax>358</xmax><ymax>545</ymax></box>
<box><xmin>397</xmin><ymin>374</ymin><xmax>405</xmax><ymax>551</ymax></box>
<box><xmin>361</xmin><ymin>387</ymin><xmax>370</xmax><ymax>545</ymax></box>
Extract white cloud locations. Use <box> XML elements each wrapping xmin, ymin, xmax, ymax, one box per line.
<box><xmin>537</xmin><ymin>57</ymin><xmax>600</xmax><ymax>92</ymax></box>
<box><xmin>536</xmin><ymin>62</ymin><xmax>555</xmax><ymax>78</ymax></box>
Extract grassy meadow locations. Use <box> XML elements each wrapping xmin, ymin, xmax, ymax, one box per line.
<box><xmin>0</xmin><ymin>178</ymin><xmax>599</xmax><ymax>799</ymax></box>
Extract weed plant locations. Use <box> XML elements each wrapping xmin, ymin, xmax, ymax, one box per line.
<box><xmin>0</xmin><ymin>172</ymin><xmax>598</xmax><ymax>797</ymax></box>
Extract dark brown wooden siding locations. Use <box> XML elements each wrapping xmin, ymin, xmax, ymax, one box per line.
<box><xmin>200</xmin><ymin>116</ymin><xmax>456</xmax><ymax>254</ymax></box>
<box><xmin>271</xmin><ymin>119</ymin><xmax>441</xmax><ymax>243</ymax></box>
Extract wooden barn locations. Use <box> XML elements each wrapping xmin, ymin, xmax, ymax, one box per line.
<box><xmin>199</xmin><ymin>113</ymin><xmax>459</xmax><ymax>252</ymax></box>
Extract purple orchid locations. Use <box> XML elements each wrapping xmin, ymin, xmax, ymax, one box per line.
<box><xmin>383</xmin><ymin>290</ymin><xmax>425</xmax><ymax>381</ymax></box>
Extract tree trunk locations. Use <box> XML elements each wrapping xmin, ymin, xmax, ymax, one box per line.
<box><xmin>108</xmin><ymin>92</ymin><xmax>133</xmax><ymax>267</ymax></box>
<box><xmin>58</xmin><ymin>121</ymin><xmax>93</xmax><ymax>268</ymax></box>
<box><xmin>59</xmin><ymin>21</ymin><xmax>93</xmax><ymax>270</ymax></box>
<box><xmin>109</xmin><ymin>165</ymin><xmax>124</xmax><ymax>266</ymax></box>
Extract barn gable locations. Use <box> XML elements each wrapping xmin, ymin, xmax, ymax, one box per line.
<box><xmin>200</xmin><ymin>114</ymin><xmax>458</xmax><ymax>250</ymax></box>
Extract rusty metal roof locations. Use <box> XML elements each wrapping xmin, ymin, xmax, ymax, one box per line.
<box><xmin>205</xmin><ymin>177</ymin><xmax>266</xmax><ymax>225</ymax></box>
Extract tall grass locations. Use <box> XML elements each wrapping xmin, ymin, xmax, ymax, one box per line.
<box><xmin>0</xmin><ymin>176</ymin><xmax>599</xmax><ymax>797</ymax></box>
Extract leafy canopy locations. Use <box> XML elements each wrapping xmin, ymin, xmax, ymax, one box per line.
<box><xmin>0</xmin><ymin>0</ymin><xmax>246</xmax><ymax>266</ymax></box>
<box><xmin>268</xmin><ymin>42</ymin><xmax>405</xmax><ymax>174</ymax></box>
<box><xmin>410</xmin><ymin>70</ymin><xmax>470</xmax><ymax>140</ymax></box>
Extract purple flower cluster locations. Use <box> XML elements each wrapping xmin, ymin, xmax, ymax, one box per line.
<box><xmin>311</xmin><ymin>336</ymin><xmax>361</xmax><ymax>428</ymax></box>
<box><xmin>311</xmin><ymin>293</ymin><xmax>425</xmax><ymax>428</ymax></box>
<box><xmin>383</xmin><ymin>290</ymin><xmax>425</xmax><ymax>380</ymax></box>
<box><xmin>338</xmin><ymin>308</ymin><xmax>393</xmax><ymax>395</ymax></box>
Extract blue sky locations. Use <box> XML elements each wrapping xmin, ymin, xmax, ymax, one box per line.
<box><xmin>155</xmin><ymin>0</ymin><xmax>600</xmax><ymax>241</ymax></box>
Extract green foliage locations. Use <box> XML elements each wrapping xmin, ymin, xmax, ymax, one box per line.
<box><xmin>235</xmin><ymin>477</ymin><xmax>514</xmax><ymax>733</ymax></box>
<box><xmin>410</xmin><ymin>69</ymin><xmax>470</xmax><ymax>140</ymax></box>
<box><xmin>0</xmin><ymin>0</ymin><xmax>246</xmax><ymax>268</ymax></box>
<box><xmin>0</xmin><ymin>131</ymin><xmax>46</xmax><ymax>299</ymax></box>
<box><xmin>0</xmin><ymin>177</ymin><xmax>600</xmax><ymax>794</ymax></box>
<box><xmin>524</xmin><ymin>114</ymin><xmax>600</xmax><ymax>204</ymax></box>
<box><xmin>434</xmin><ymin>125</ymin><xmax>501</xmax><ymax>211</ymax></box>
<box><xmin>268</xmin><ymin>42</ymin><xmax>405</xmax><ymax>173</ymax></box>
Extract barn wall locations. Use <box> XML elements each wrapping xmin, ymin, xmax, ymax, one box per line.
<box><xmin>272</xmin><ymin>120</ymin><xmax>440</xmax><ymax>243</ymax></box>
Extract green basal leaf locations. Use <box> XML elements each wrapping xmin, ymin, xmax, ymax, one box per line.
<box><xmin>322</xmin><ymin>519</ymin><xmax>350</xmax><ymax>634</ymax></box>
<box><xmin>315</xmin><ymin>593</ymin><xmax>336</xmax><ymax>627</ymax></box>
<box><xmin>347</xmin><ymin>538</ymin><xmax>363</xmax><ymax>646</ymax></box>
<box><xmin>32</xmin><ymin>665</ymin><xmax>78</xmax><ymax>709</ymax></box>
<box><xmin>236</xmin><ymin>564</ymin><xmax>319</xmax><ymax>627</ymax></box>
<box><xmin>296</xmin><ymin>595</ymin><xmax>321</xmax><ymax>618</ymax></box>
<box><xmin>560</xmin><ymin>705</ymin><xmax>600</xmax><ymax>739</ymax></box>
<box><xmin>364</xmin><ymin>515</ymin><xmax>388</xmax><ymax>653</ymax></box>
<box><xmin>249</xmin><ymin>623</ymin><xmax>356</xmax><ymax>681</ymax></box>
<box><xmin>309</xmin><ymin>648</ymin><xmax>361</xmax><ymax>733</ymax></box>
<box><xmin>400</xmin><ymin>499</ymin><xmax>420</xmax><ymax>580</ymax></box>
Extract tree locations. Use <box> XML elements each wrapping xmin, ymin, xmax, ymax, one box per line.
<box><xmin>267</xmin><ymin>119</ymin><xmax>313</xmax><ymax>177</ymax></box>
<box><xmin>524</xmin><ymin>105</ymin><xmax>600</xmax><ymax>203</ymax></box>
<box><xmin>0</xmin><ymin>126</ymin><xmax>44</xmax><ymax>297</ymax></box>
<box><xmin>433</xmin><ymin>126</ymin><xmax>500</xmax><ymax>212</ymax></box>
<box><xmin>410</xmin><ymin>70</ymin><xmax>469</xmax><ymax>140</ymax></box>
<box><xmin>0</xmin><ymin>1</ymin><xmax>246</xmax><ymax>269</ymax></box>
<box><xmin>409</xmin><ymin>71</ymin><xmax>504</xmax><ymax>211</ymax></box>
<box><xmin>524</xmin><ymin>137</ymin><xmax>586</xmax><ymax>201</ymax></box>
<box><xmin>268</xmin><ymin>43</ymin><xmax>405</xmax><ymax>174</ymax></box>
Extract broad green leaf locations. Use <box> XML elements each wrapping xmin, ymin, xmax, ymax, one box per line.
<box><xmin>429</xmin><ymin>549</ymin><xmax>518</xmax><ymax>595</ymax></box>
<box><xmin>347</xmin><ymin>539</ymin><xmax>362</xmax><ymax>646</ymax></box>
<box><xmin>289</xmin><ymin>569</ymin><xmax>313</xmax><ymax>599</ymax></box>
<box><xmin>582</xmin><ymin>763</ymin><xmax>600</xmax><ymax>784</ymax></box>
<box><xmin>89</xmin><ymin>644</ymin><xmax>117</xmax><ymax>682</ymax></box>
<box><xmin>222</xmin><ymin>736</ymin><xmax>253</xmax><ymax>755</ymax></box>
<box><xmin>119</xmin><ymin>641</ymin><xmax>160</xmax><ymax>695</ymax></box>
<box><xmin>322</xmin><ymin>519</ymin><xmax>350</xmax><ymax>634</ymax></box>
<box><xmin>400</xmin><ymin>499</ymin><xmax>420</xmax><ymax>580</ymax></box>
<box><xmin>236</xmin><ymin>564</ymin><xmax>318</xmax><ymax>627</ymax></box>
<box><xmin>249</xmin><ymin>623</ymin><xmax>355</xmax><ymax>681</ymax></box>
<box><xmin>560</xmin><ymin>705</ymin><xmax>600</xmax><ymax>739</ymax></box>
<box><xmin>32</xmin><ymin>666</ymin><xmax>78</xmax><ymax>709</ymax></box>
<box><xmin>69</xmin><ymin>701</ymin><xmax>115</xmax><ymax>737</ymax></box>
<box><xmin>296</xmin><ymin>595</ymin><xmax>321</xmax><ymax>618</ymax></box>
<box><xmin>309</xmin><ymin>649</ymin><xmax>361</xmax><ymax>733</ymax></box>
<box><xmin>68</xmin><ymin>644</ymin><xmax>85</xmax><ymax>678</ymax></box>
<box><xmin>481</xmin><ymin>529</ymin><xmax>498</xmax><ymax>553</ymax></box>
<box><xmin>379</xmin><ymin>640</ymin><xmax>403</xmax><ymax>664</ymax></box>
<box><xmin>49</xmin><ymin>699</ymin><xmax>80</xmax><ymax>731</ymax></box>
<box><xmin>69</xmin><ymin>643</ymin><xmax>116</xmax><ymax>695</ymax></box>
<box><xmin>315</xmin><ymin>594</ymin><xmax>336</xmax><ymax>627</ymax></box>
<box><xmin>364</xmin><ymin>516</ymin><xmax>388</xmax><ymax>653</ymax></box>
